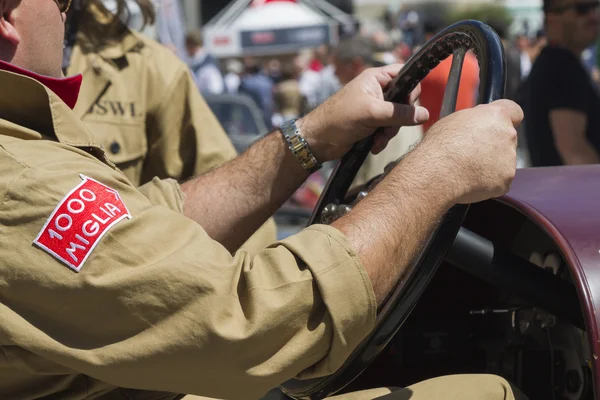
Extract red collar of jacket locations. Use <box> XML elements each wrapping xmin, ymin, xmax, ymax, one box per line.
<box><xmin>0</xmin><ymin>60</ymin><xmax>82</xmax><ymax>109</ymax></box>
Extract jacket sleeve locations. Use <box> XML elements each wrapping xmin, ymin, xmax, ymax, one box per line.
<box><xmin>137</xmin><ymin>176</ymin><xmax>185</xmax><ymax>213</ymax></box>
<box><xmin>0</xmin><ymin>160</ymin><xmax>376</xmax><ymax>400</ymax></box>
<box><xmin>136</xmin><ymin>176</ymin><xmax>278</xmax><ymax>255</ymax></box>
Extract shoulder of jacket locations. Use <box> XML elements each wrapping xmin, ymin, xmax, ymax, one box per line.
<box><xmin>130</xmin><ymin>32</ymin><xmax>189</xmax><ymax>81</ymax></box>
<box><xmin>131</xmin><ymin>32</ymin><xmax>184</xmax><ymax>65</ymax></box>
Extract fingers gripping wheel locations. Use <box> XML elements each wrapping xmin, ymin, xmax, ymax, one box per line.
<box><xmin>279</xmin><ymin>20</ymin><xmax>506</xmax><ymax>399</ymax></box>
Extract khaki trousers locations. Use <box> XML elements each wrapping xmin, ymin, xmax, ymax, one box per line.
<box><xmin>328</xmin><ymin>374</ymin><xmax>525</xmax><ymax>399</ymax></box>
<box><xmin>184</xmin><ymin>374</ymin><xmax>527</xmax><ymax>400</ymax></box>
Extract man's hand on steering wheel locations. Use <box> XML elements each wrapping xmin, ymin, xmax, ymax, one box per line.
<box><xmin>422</xmin><ymin>99</ymin><xmax>523</xmax><ymax>204</ymax></box>
<box><xmin>298</xmin><ymin>64</ymin><xmax>430</xmax><ymax>163</ymax></box>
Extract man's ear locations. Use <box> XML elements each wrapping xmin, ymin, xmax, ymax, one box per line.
<box><xmin>0</xmin><ymin>8</ymin><xmax>20</xmax><ymax>46</ymax></box>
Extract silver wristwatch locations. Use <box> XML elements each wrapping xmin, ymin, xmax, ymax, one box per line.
<box><xmin>280</xmin><ymin>119</ymin><xmax>322</xmax><ymax>174</ymax></box>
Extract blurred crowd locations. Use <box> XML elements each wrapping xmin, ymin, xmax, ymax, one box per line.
<box><xmin>177</xmin><ymin>10</ymin><xmax>549</xmax><ymax>208</ymax></box>
<box><xmin>154</xmin><ymin>0</ymin><xmax>600</xmax><ymax>209</ymax></box>
<box><xmin>185</xmin><ymin>34</ymin><xmax>339</xmax><ymax>129</ymax></box>
<box><xmin>182</xmin><ymin>10</ymin><xmax>555</xmax><ymax>132</ymax></box>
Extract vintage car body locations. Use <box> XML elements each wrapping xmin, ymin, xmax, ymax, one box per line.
<box><xmin>499</xmin><ymin>166</ymin><xmax>599</xmax><ymax>396</ymax></box>
<box><xmin>204</xmin><ymin>93</ymin><xmax>268</xmax><ymax>154</ymax></box>
<box><xmin>500</xmin><ymin>165</ymin><xmax>600</xmax><ymax>357</ymax></box>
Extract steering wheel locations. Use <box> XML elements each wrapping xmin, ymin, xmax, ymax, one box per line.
<box><xmin>279</xmin><ymin>20</ymin><xmax>506</xmax><ymax>399</ymax></box>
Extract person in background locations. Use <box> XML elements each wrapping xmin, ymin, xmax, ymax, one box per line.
<box><xmin>67</xmin><ymin>0</ymin><xmax>233</xmax><ymax>185</ymax></box>
<box><xmin>224</xmin><ymin>59</ymin><xmax>243</xmax><ymax>94</ymax></box>
<box><xmin>296</xmin><ymin>49</ymin><xmax>323</xmax><ymax>111</ymax></box>
<box><xmin>372</xmin><ymin>30</ymin><xmax>398</xmax><ymax>65</ymax></box>
<box><xmin>316</xmin><ymin>44</ymin><xmax>341</xmax><ymax>105</ymax></box>
<box><xmin>272</xmin><ymin>61</ymin><xmax>306</xmax><ymax>126</ymax></box>
<box><xmin>398</xmin><ymin>6</ymin><xmax>421</xmax><ymax>48</ymax></box>
<box><xmin>309</xmin><ymin>53</ymin><xmax>324</xmax><ymax>72</ymax></box>
<box><xmin>239</xmin><ymin>57</ymin><xmax>275</xmax><ymax>129</ymax></box>
<box><xmin>419</xmin><ymin>17</ymin><xmax>480</xmax><ymax>134</ymax></box>
<box><xmin>265</xmin><ymin>58</ymin><xmax>282</xmax><ymax>84</ymax></box>
<box><xmin>185</xmin><ymin>29</ymin><xmax>225</xmax><ymax>95</ymax></box>
<box><xmin>154</xmin><ymin>0</ymin><xmax>188</xmax><ymax>61</ymax></box>
<box><xmin>522</xmin><ymin>0</ymin><xmax>600</xmax><ymax>166</ymax></box>
<box><xmin>66</xmin><ymin>0</ymin><xmax>277</xmax><ymax>254</ymax></box>
<box><xmin>332</xmin><ymin>36</ymin><xmax>377</xmax><ymax>87</ymax></box>
<box><xmin>516</xmin><ymin>34</ymin><xmax>534</xmax><ymax>80</ymax></box>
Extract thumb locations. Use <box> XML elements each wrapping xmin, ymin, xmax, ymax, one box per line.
<box><xmin>369</xmin><ymin>100</ymin><xmax>430</xmax><ymax>127</ymax></box>
<box><xmin>491</xmin><ymin>99</ymin><xmax>524</xmax><ymax>127</ymax></box>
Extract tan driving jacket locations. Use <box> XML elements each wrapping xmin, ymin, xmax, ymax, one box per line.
<box><xmin>0</xmin><ymin>69</ymin><xmax>376</xmax><ymax>399</ymax></box>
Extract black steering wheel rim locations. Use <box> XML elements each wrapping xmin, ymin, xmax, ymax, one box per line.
<box><xmin>279</xmin><ymin>20</ymin><xmax>506</xmax><ymax>400</ymax></box>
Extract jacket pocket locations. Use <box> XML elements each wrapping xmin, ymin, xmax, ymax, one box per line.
<box><xmin>80</xmin><ymin>118</ymin><xmax>147</xmax><ymax>185</ymax></box>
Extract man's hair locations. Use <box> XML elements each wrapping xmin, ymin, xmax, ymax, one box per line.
<box><xmin>334</xmin><ymin>36</ymin><xmax>375</xmax><ymax>65</ymax></box>
<box><xmin>76</xmin><ymin>0</ymin><xmax>156</xmax><ymax>46</ymax></box>
<box><xmin>185</xmin><ymin>30</ymin><xmax>204</xmax><ymax>48</ymax></box>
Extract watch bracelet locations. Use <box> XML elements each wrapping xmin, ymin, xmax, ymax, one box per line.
<box><xmin>280</xmin><ymin>119</ymin><xmax>322</xmax><ymax>174</ymax></box>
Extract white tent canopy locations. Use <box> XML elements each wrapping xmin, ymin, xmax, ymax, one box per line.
<box><xmin>236</xmin><ymin>2</ymin><xmax>328</xmax><ymax>29</ymax></box>
<box><xmin>204</xmin><ymin>0</ymin><xmax>354</xmax><ymax>58</ymax></box>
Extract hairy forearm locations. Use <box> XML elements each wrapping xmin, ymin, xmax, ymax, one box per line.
<box><xmin>550</xmin><ymin>111</ymin><xmax>598</xmax><ymax>165</ymax></box>
<box><xmin>181</xmin><ymin>129</ymin><xmax>309</xmax><ymax>252</ymax></box>
<box><xmin>332</xmin><ymin>142</ymin><xmax>454</xmax><ymax>304</ymax></box>
<box><xmin>558</xmin><ymin>140</ymin><xmax>600</xmax><ymax>165</ymax></box>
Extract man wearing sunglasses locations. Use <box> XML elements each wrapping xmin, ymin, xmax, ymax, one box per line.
<box><xmin>523</xmin><ymin>0</ymin><xmax>600</xmax><ymax>166</ymax></box>
<box><xmin>0</xmin><ymin>0</ymin><xmax>526</xmax><ymax>398</ymax></box>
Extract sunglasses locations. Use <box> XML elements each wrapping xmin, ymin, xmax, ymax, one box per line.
<box><xmin>54</xmin><ymin>0</ymin><xmax>73</xmax><ymax>13</ymax></box>
<box><xmin>550</xmin><ymin>1</ymin><xmax>600</xmax><ymax>15</ymax></box>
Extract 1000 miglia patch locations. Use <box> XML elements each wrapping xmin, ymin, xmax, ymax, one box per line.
<box><xmin>33</xmin><ymin>175</ymin><xmax>131</xmax><ymax>272</ymax></box>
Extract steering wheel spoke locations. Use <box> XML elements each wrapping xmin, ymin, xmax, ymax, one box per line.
<box><xmin>440</xmin><ymin>47</ymin><xmax>468</xmax><ymax>119</ymax></box>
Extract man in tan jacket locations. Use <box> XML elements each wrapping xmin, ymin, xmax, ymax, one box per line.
<box><xmin>64</xmin><ymin>0</ymin><xmax>276</xmax><ymax>253</ymax></box>
<box><xmin>0</xmin><ymin>0</ymin><xmax>525</xmax><ymax>399</ymax></box>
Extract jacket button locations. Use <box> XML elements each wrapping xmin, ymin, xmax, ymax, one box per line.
<box><xmin>110</xmin><ymin>141</ymin><xmax>121</xmax><ymax>154</ymax></box>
